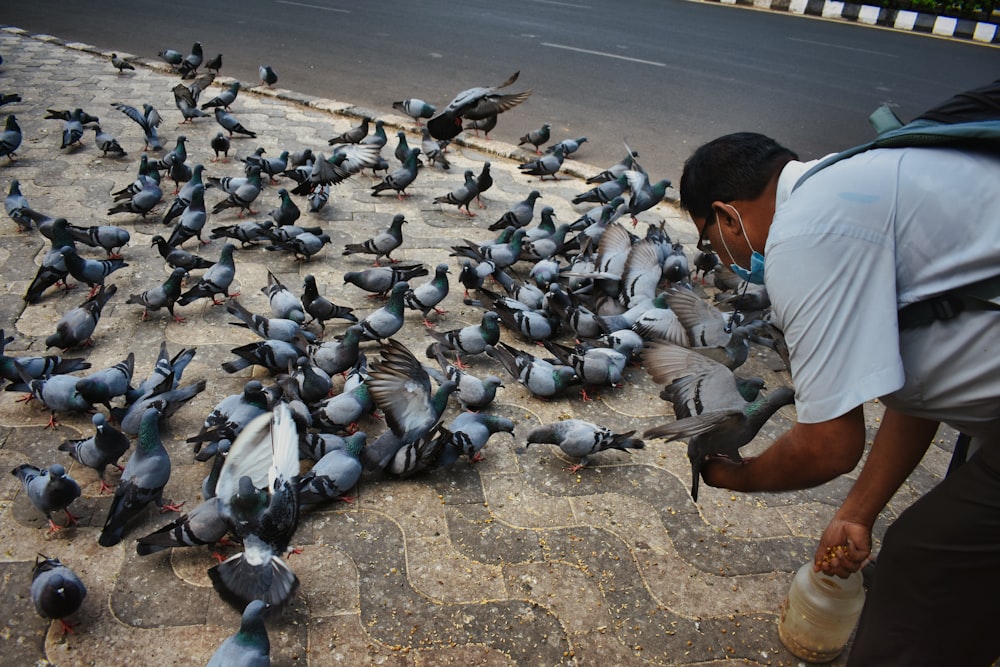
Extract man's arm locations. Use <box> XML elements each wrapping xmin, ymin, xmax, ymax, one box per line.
<box><xmin>815</xmin><ymin>407</ymin><xmax>938</xmax><ymax>576</ymax></box>
<box><xmin>702</xmin><ymin>405</ymin><xmax>868</xmax><ymax>492</ymax></box>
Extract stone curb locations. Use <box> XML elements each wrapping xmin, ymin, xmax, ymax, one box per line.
<box><xmin>704</xmin><ymin>0</ymin><xmax>1000</xmax><ymax>43</ymax></box>
<box><xmin>0</xmin><ymin>25</ymin><xmax>609</xmax><ymax>188</ymax></box>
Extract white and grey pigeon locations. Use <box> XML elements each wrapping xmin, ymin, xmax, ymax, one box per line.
<box><xmin>261</xmin><ymin>270</ymin><xmax>305</xmax><ymax>322</ymax></box>
<box><xmin>641</xmin><ymin>340</ymin><xmax>795</xmax><ymax>501</ymax></box>
<box><xmin>358</xmin><ymin>281</ymin><xmax>409</xmax><ymax>341</ymax></box>
<box><xmin>12</xmin><ymin>462</ymin><xmax>81</xmax><ymax>532</ymax></box>
<box><xmin>207</xmin><ymin>599</ymin><xmax>271</xmax><ymax>667</ymax></box>
<box><xmin>208</xmin><ymin>404</ymin><xmax>302</xmax><ymax>610</ymax></box>
<box><xmin>393</xmin><ymin>98</ymin><xmax>436</xmax><ymax>125</ymax></box>
<box><xmin>526</xmin><ymin>419</ymin><xmax>645</xmax><ymax>472</ymax></box>
<box><xmin>98</xmin><ymin>407</ymin><xmax>181</xmax><ymax>547</ymax></box>
<box><xmin>58</xmin><ymin>413</ymin><xmax>130</xmax><ymax>494</ymax></box>
<box><xmin>427</xmin><ymin>71</ymin><xmax>531</xmax><ymax>141</ymax></box>
<box><xmin>438</xmin><ymin>412</ymin><xmax>515</xmax><ymax>467</ymax></box>
<box><xmin>31</xmin><ymin>556</ymin><xmax>87</xmax><ymax>635</ymax></box>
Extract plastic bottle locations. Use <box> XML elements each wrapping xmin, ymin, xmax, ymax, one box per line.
<box><xmin>778</xmin><ymin>562</ymin><xmax>866</xmax><ymax>663</ymax></box>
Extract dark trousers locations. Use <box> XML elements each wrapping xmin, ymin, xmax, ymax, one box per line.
<box><xmin>848</xmin><ymin>441</ymin><xmax>1000</xmax><ymax>665</ymax></box>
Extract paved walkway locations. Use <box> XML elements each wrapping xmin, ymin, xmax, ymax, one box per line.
<box><xmin>0</xmin><ymin>27</ymin><xmax>955</xmax><ymax>666</ymax></box>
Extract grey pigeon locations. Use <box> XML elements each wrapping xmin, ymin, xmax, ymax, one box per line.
<box><xmin>17</xmin><ymin>372</ymin><xmax>93</xmax><ymax>428</ymax></box>
<box><xmin>207</xmin><ymin>599</ymin><xmax>271</xmax><ymax>666</ymax></box>
<box><xmin>212</xmin><ymin>170</ymin><xmax>262</xmax><ymax>217</ymax></box>
<box><xmin>343</xmin><ymin>213</ymin><xmax>406</xmax><ymax>264</ymax></box>
<box><xmin>427</xmin><ymin>344</ymin><xmax>503</xmax><ymax>411</ymax></box>
<box><xmin>361</xmin><ymin>120</ymin><xmax>388</xmax><ymax>148</ymax></box>
<box><xmin>489</xmin><ymin>190</ymin><xmax>541</xmax><ymax>231</ymax></box>
<box><xmin>404</xmin><ymin>263</ymin><xmax>450</xmax><ymax>327</ymax></box>
<box><xmin>267</xmin><ymin>188</ymin><xmax>300</xmax><ymax>226</ymax></box>
<box><xmin>393</xmin><ymin>130</ymin><xmax>413</xmax><ymax>163</ymax></box>
<box><xmin>173</xmin><ymin>83</ymin><xmax>209</xmax><ymax>123</ymax></box>
<box><xmin>311</xmin><ymin>374</ymin><xmax>375</xmax><ymax>432</ymax></box>
<box><xmin>546</xmin><ymin>136</ymin><xmax>588</xmax><ymax>157</ymax></box>
<box><xmin>202</xmin><ymin>81</ymin><xmax>241</xmax><ymax>111</ymax></box>
<box><xmin>5</xmin><ymin>179</ymin><xmax>34</xmax><ymax>230</ymax></box>
<box><xmin>358</xmin><ymin>281</ymin><xmax>409</xmax><ymax>341</ymax></box>
<box><xmin>265</xmin><ymin>231</ymin><xmax>331</xmax><ymax>261</ymax></box>
<box><xmin>298</xmin><ymin>434</ymin><xmax>365</xmax><ymax>506</ymax></box>
<box><xmin>0</xmin><ymin>114</ymin><xmax>22</xmax><ymax>161</ymax></box>
<box><xmin>301</xmin><ymin>274</ymin><xmax>357</xmax><ymax>333</ymax></box>
<box><xmin>526</xmin><ymin>419</ymin><xmax>645</xmax><ymax>472</ymax></box>
<box><xmin>177</xmin><ymin>42</ymin><xmax>203</xmax><ymax>78</ymax></box>
<box><xmin>393</xmin><ymin>98</ymin><xmax>435</xmax><ymax>125</ymax></box>
<box><xmin>0</xmin><ymin>331</ymin><xmax>89</xmax><ymax>385</ymax></box>
<box><xmin>259</xmin><ymin>64</ymin><xmax>278</xmax><ymax>87</ymax></box>
<box><xmin>60</xmin><ymin>246</ymin><xmax>127</xmax><ymax>296</ymax></box>
<box><xmin>572</xmin><ymin>173</ymin><xmax>629</xmax><ymax>206</ymax></box>
<box><xmin>625</xmin><ymin>169</ymin><xmax>671</xmax><ymax>224</ymax></box>
<box><xmin>158</xmin><ymin>48</ymin><xmax>183</xmax><ymax>67</ymax></box>
<box><xmin>76</xmin><ymin>352</ymin><xmax>135</xmax><ymax>411</ymax></box>
<box><xmin>58</xmin><ymin>413</ymin><xmax>130</xmax><ymax>493</ymax></box>
<box><xmin>371</xmin><ymin>147</ymin><xmax>420</xmax><ymax>198</ymax></box>
<box><xmin>226</xmin><ymin>300</ymin><xmax>311</xmax><ymax>344</ymax></box>
<box><xmin>166</xmin><ymin>186</ymin><xmax>208</xmax><ymax>247</ymax></box>
<box><xmin>361</xmin><ymin>339</ymin><xmax>458</xmax><ymax>471</ymax></box>
<box><xmin>586</xmin><ymin>145</ymin><xmax>641</xmax><ymax>184</ymax></box>
<box><xmin>420</xmin><ymin>128</ymin><xmax>450</xmax><ymax>170</ymax></box>
<box><xmin>31</xmin><ymin>556</ymin><xmax>87</xmax><ymax>635</ymax></box>
<box><xmin>244</xmin><ymin>150</ymin><xmax>290</xmax><ymax>184</ymax></box>
<box><xmin>107</xmin><ymin>177</ymin><xmax>162</xmax><ymax>217</ymax></box>
<box><xmin>0</xmin><ymin>92</ymin><xmax>22</xmax><ymax>108</ymax></box>
<box><xmin>642</xmin><ymin>340</ymin><xmax>795</xmax><ymax>501</ymax></box>
<box><xmin>12</xmin><ymin>462</ymin><xmax>81</xmax><ymax>531</ymax></box>
<box><xmin>343</xmin><ymin>263</ymin><xmax>428</xmax><ymax>297</ymax></box>
<box><xmin>439</xmin><ymin>412</ymin><xmax>514</xmax><ymax>466</ymax></box>
<box><xmin>99</xmin><ymin>407</ymin><xmax>179</xmax><ymax>547</ymax></box>
<box><xmin>177</xmin><ymin>243</ymin><xmax>238</xmax><ymax>306</ymax></box>
<box><xmin>428</xmin><ymin>71</ymin><xmax>531</xmax><ymax>141</ymax></box>
<box><xmin>425</xmin><ymin>310</ymin><xmax>501</xmax><ymax>366</ymax></box>
<box><xmin>61</xmin><ymin>221</ymin><xmax>131</xmax><ymax>258</ymax></box>
<box><xmin>93</xmin><ymin>125</ymin><xmax>127</xmax><ymax>156</ymax></box>
<box><xmin>518</xmin><ymin>123</ymin><xmax>551</xmax><ymax>155</ymax></box>
<box><xmin>188</xmin><ymin>379</ymin><xmax>270</xmax><ymax>456</ymax></box>
<box><xmin>215</xmin><ymin>107</ymin><xmax>256</xmax><ymax>137</ymax></box>
<box><xmin>112</xmin><ymin>102</ymin><xmax>162</xmax><ymax>151</ymax></box>
<box><xmin>328</xmin><ymin>117</ymin><xmax>370</xmax><ymax>145</ymax></box>
<box><xmin>261</xmin><ymin>271</ymin><xmax>305</xmax><ymax>322</ymax></box>
<box><xmin>474</xmin><ymin>161</ymin><xmax>493</xmax><ymax>207</ymax></box>
<box><xmin>60</xmin><ymin>109</ymin><xmax>85</xmax><ymax>149</ymax></box>
<box><xmin>151</xmin><ymin>235</ymin><xmax>214</xmax><ymax>273</ymax></box>
<box><xmin>211</xmin><ymin>132</ymin><xmax>231</xmax><ymax>161</ymax></box>
<box><xmin>208</xmin><ymin>405</ymin><xmax>301</xmax><ymax>609</ymax></box>
<box><xmin>543</xmin><ymin>340</ymin><xmax>627</xmax><ymax>399</ymax></box>
<box><xmin>114</xmin><ymin>375</ymin><xmax>206</xmax><ymax>437</ymax></box>
<box><xmin>519</xmin><ymin>145</ymin><xmax>565</xmax><ymax>180</ymax></box>
<box><xmin>221</xmin><ymin>339</ymin><xmax>305</xmax><ymax>375</ymax></box>
<box><xmin>288</xmin><ymin>145</ymin><xmax>379</xmax><ymax>195</ymax></box>
<box><xmin>45</xmin><ymin>283</ymin><xmax>117</xmax><ymax>350</ymax></box>
<box><xmin>111</xmin><ymin>53</ymin><xmax>134</xmax><ymax>73</ymax></box>
<box><xmin>210</xmin><ymin>218</ymin><xmax>274</xmax><ymax>247</ymax></box>
<box><xmin>126</xmin><ymin>341</ymin><xmax>197</xmax><ymax>405</ymax></box>
<box><xmin>127</xmin><ymin>267</ymin><xmax>187</xmax><ymax>322</ymax></box>
<box><xmin>486</xmin><ymin>341</ymin><xmax>578</xmax><ymax>399</ymax></box>
<box><xmin>135</xmin><ymin>494</ymin><xmax>229</xmax><ymax>556</ymax></box>
<box><xmin>434</xmin><ymin>169</ymin><xmax>479</xmax><ymax>216</ymax></box>
<box><xmin>465</xmin><ymin>114</ymin><xmax>498</xmax><ymax>138</ymax></box>
<box><xmin>307</xmin><ymin>325</ymin><xmax>364</xmax><ymax>376</ymax></box>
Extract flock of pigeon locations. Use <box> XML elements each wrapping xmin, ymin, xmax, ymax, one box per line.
<box><xmin>1</xmin><ymin>41</ymin><xmax>795</xmax><ymax>664</ymax></box>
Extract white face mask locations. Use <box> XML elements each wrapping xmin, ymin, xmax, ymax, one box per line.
<box><xmin>716</xmin><ymin>204</ymin><xmax>765</xmax><ymax>285</ymax></box>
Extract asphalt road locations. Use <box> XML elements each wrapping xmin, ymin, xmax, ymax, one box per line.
<box><xmin>3</xmin><ymin>0</ymin><xmax>997</xmax><ymax>182</ymax></box>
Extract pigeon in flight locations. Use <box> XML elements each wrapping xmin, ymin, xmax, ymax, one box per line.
<box><xmin>428</xmin><ymin>71</ymin><xmax>531</xmax><ymax>141</ymax></box>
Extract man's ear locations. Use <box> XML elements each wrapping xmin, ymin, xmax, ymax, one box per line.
<box><xmin>711</xmin><ymin>201</ymin><xmax>739</xmax><ymax>232</ymax></box>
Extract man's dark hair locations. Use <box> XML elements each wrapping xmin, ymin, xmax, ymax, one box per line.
<box><xmin>679</xmin><ymin>132</ymin><xmax>798</xmax><ymax>221</ymax></box>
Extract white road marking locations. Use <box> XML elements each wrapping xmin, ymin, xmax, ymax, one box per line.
<box><xmin>541</xmin><ymin>42</ymin><xmax>666</xmax><ymax>67</ymax></box>
<box><xmin>787</xmin><ymin>37</ymin><xmax>898</xmax><ymax>57</ymax></box>
<box><xmin>276</xmin><ymin>0</ymin><xmax>350</xmax><ymax>13</ymax></box>
<box><xmin>531</xmin><ymin>0</ymin><xmax>592</xmax><ymax>8</ymax></box>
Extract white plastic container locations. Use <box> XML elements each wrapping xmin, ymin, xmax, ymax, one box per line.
<box><xmin>778</xmin><ymin>562</ymin><xmax>866</xmax><ymax>663</ymax></box>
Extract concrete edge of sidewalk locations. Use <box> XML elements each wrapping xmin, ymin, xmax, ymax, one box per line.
<box><xmin>703</xmin><ymin>0</ymin><xmax>1000</xmax><ymax>44</ymax></box>
<box><xmin>0</xmin><ymin>24</ymin><xmax>629</xmax><ymax>191</ymax></box>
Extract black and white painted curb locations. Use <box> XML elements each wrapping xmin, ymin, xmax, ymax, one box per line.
<box><xmin>707</xmin><ymin>0</ymin><xmax>1000</xmax><ymax>43</ymax></box>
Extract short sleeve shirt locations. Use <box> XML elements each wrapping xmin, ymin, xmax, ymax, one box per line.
<box><xmin>765</xmin><ymin>147</ymin><xmax>1000</xmax><ymax>436</ymax></box>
